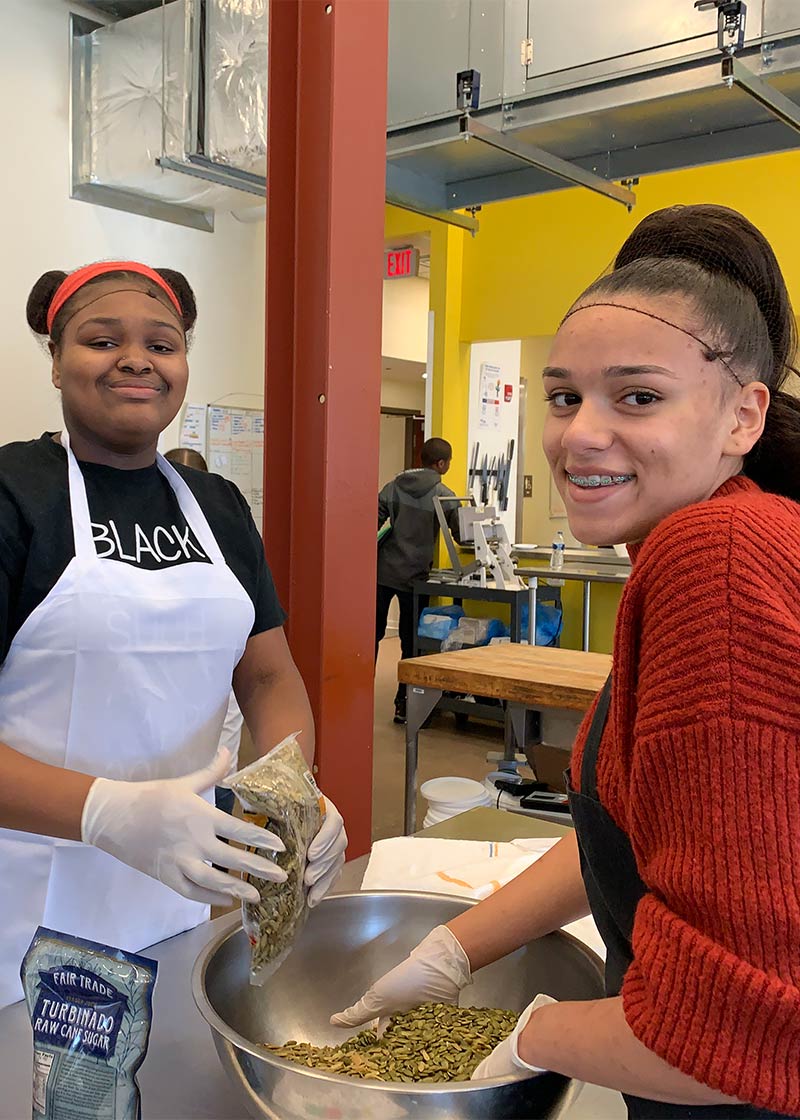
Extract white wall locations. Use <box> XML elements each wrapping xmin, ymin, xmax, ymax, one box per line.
<box><xmin>381</xmin><ymin>277</ymin><xmax>429</xmax><ymax>363</ymax></box>
<box><xmin>0</xmin><ymin>0</ymin><xmax>265</xmax><ymax>451</ymax></box>
<box><xmin>380</xmin><ymin>378</ymin><xmax>425</xmax><ymax>411</ymax></box>
<box><xmin>378</xmin><ymin>413</ymin><xmax>407</xmax><ymax>489</ymax></box>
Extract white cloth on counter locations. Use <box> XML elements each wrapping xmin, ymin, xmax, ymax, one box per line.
<box><xmin>361</xmin><ymin>836</ymin><xmax>606</xmax><ymax>960</ymax></box>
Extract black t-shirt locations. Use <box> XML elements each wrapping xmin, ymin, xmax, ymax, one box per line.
<box><xmin>0</xmin><ymin>433</ymin><xmax>286</xmax><ymax>663</ymax></box>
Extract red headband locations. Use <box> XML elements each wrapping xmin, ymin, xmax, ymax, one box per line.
<box><xmin>46</xmin><ymin>261</ymin><xmax>183</xmax><ymax>334</ymax></box>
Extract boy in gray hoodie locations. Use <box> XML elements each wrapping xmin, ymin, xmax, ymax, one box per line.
<box><xmin>376</xmin><ymin>438</ymin><xmax>459</xmax><ymax>722</ymax></box>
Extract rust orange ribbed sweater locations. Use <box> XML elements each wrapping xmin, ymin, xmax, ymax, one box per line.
<box><xmin>572</xmin><ymin>475</ymin><xmax>800</xmax><ymax>1115</ymax></box>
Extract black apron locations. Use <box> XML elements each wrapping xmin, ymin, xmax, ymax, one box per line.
<box><xmin>565</xmin><ymin>676</ymin><xmax>791</xmax><ymax>1120</ymax></box>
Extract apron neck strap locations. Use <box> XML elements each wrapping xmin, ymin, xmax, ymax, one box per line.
<box><xmin>156</xmin><ymin>454</ymin><xmax>226</xmax><ymax>565</ymax></box>
<box><xmin>580</xmin><ymin>674</ymin><xmax>613</xmax><ymax>802</ymax></box>
<box><xmin>60</xmin><ymin>430</ymin><xmax>95</xmax><ymax>563</ymax></box>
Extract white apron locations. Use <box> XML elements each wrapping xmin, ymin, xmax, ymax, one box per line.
<box><xmin>0</xmin><ymin>433</ymin><xmax>255</xmax><ymax>1008</ymax></box>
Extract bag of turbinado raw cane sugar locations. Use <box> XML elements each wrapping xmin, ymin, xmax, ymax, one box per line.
<box><xmin>20</xmin><ymin>927</ymin><xmax>157</xmax><ymax>1120</ymax></box>
<box><xmin>227</xmin><ymin>733</ymin><xmax>324</xmax><ymax>985</ymax></box>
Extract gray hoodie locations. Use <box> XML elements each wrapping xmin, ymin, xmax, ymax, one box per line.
<box><xmin>377</xmin><ymin>468</ymin><xmax>458</xmax><ymax>591</ymax></box>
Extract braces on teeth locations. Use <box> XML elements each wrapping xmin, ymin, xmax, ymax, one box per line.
<box><xmin>568</xmin><ymin>474</ymin><xmax>633</xmax><ymax>488</ymax></box>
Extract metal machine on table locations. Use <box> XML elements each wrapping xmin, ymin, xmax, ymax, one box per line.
<box><xmin>433</xmin><ymin>495</ymin><xmax>522</xmax><ymax>592</ymax></box>
<box><xmin>430</xmin><ymin>436</ymin><xmax>526</xmax><ymax>591</ymax></box>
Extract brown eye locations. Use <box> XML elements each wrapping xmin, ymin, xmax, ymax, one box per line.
<box><xmin>621</xmin><ymin>390</ymin><xmax>659</xmax><ymax>407</ymax></box>
<box><xmin>546</xmin><ymin>391</ymin><xmax>581</xmax><ymax>408</ymax></box>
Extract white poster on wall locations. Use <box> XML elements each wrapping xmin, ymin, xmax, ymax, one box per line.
<box><xmin>467</xmin><ymin>341</ymin><xmax>521</xmax><ymax>539</ymax></box>
<box><xmin>478</xmin><ymin>364</ymin><xmax>502</xmax><ymax>431</ymax></box>
<box><xmin>207</xmin><ymin>406</ymin><xmax>232</xmax><ymax>478</ymax></box>
<box><xmin>171</xmin><ymin>404</ymin><xmax>266</xmax><ymax>533</ymax></box>
<box><xmin>206</xmin><ymin>406</ymin><xmax>266</xmax><ymax>533</ymax></box>
<box><xmin>251</xmin><ymin>414</ymin><xmax>265</xmax><ymax>531</ymax></box>
<box><xmin>178</xmin><ymin>403</ymin><xmax>207</xmax><ymax>457</ymax></box>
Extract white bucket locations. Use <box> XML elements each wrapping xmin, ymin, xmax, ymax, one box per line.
<box><xmin>420</xmin><ymin>777</ymin><xmax>491</xmax><ymax>825</ymax></box>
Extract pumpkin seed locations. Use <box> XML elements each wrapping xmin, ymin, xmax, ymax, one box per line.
<box><xmin>262</xmin><ymin>1002</ymin><xmax>518</xmax><ymax>1083</ymax></box>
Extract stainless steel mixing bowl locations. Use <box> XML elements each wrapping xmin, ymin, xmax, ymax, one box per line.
<box><xmin>193</xmin><ymin>891</ymin><xmax>604</xmax><ymax>1120</ymax></box>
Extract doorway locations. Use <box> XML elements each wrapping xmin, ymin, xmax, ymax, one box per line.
<box><xmin>379</xmin><ymin>407</ymin><xmax>424</xmax><ymax>487</ymax></box>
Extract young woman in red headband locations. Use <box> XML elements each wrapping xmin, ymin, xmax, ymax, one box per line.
<box><xmin>0</xmin><ymin>262</ymin><xmax>347</xmax><ymax>1008</ymax></box>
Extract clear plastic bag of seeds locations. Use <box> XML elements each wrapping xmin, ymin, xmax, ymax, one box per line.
<box><xmin>226</xmin><ymin>733</ymin><xmax>324</xmax><ymax>985</ymax></box>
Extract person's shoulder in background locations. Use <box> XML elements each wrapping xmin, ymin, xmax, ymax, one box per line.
<box><xmin>169</xmin><ymin>460</ymin><xmax>251</xmax><ymax>519</ymax></box>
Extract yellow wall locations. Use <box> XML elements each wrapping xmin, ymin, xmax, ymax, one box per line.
<box><xmin>459</xmin><ymin>148</ymin><xmax>800</xmax><ymax>342</ymax></box>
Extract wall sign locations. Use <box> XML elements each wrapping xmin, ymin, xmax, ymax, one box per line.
<box><xmin>178</xmin><ymin>402</ymin><xmax>264</xmax><ymax>533</ymax></box>
<box><xmin>478</xmin><ymin>363</ymin><xmax>502</xmax><ymax>431</ymax></box>
<box><xmin>384</xmin><ymin>247</ymin><xmax>420</xmax><ymax>279</ymax></box>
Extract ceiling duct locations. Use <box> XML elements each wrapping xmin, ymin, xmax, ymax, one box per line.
<box><xmin>78</xmin><ymin>0</ymin><xmax>168</xmax><ymax>15</ymax></box>
<box><xmin>386</xmin><ymin>0</ymin><xmax>800</xmax><ymax>228</ymax></box>
<box><xmin>70</xmin><ymin>0</ymin><xmax>267</xmax><ymax>231</ymax></box>
<box><xmin>68</xmin><ymin>1</ymin><xmax>800</xmax><ymax>232</ymax></box>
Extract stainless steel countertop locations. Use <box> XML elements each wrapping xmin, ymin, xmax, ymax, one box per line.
<box><xmin>513</xmin><ymin>546</ymin><xmax>630</xmax><ymax>569</ymax></box>
<box><xmin>519</xmin><ymin>564</ymin><xmax>630</xmax><ymax>584</ymax></box>
<box><xmin>0</xmin><ymin>811</ymin><xmax>624</xmax><ymax>1120</ymax></box>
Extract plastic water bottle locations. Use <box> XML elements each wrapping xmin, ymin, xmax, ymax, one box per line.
<box><xmin>551</xmin><ymin>530</ymin><xmax>565</xmax><ymax>571</ymax></box>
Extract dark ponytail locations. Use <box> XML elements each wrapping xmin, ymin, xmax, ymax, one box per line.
<box><xmin>576</xmin><ymin>204</ymin><xmax>800</xmax><ymax>502</ymax></box>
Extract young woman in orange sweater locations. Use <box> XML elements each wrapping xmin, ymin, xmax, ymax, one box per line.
<box><xmin>332</xmin><ymin>205</ymin><xmax>800</xmax><ymax>1118</ymax></box>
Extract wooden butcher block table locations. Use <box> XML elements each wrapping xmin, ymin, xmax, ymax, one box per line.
<box><xmin>399</xmin><ymin>644</ymin><xmax>612</xmax><ymax>833</ymax></box>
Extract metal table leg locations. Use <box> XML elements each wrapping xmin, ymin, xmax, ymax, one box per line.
<box><xmin>498</xmin><ymin>702</ymin><xmax>528</xmax><ymax>773</ymax></box>
<box><xmin>581</xmin><ymin>581</ymin><xmax>592</xmax><ymax>652</ymax></box>
<box><xmin>404</xmin><ymin>685</ymin><xmax>442</xmax><ymax>834</ymax></box>
<box><xmin>510</xmin><ymin>590</ymin><xmax>523</xmax><ymax>643</ymax></box>
<box><xmin>499</xmin><ymin>590</ymin><xmax>528</xmax><ymax>769</ymax></box>
<box><xmin>528</xmin><ymin>576</ymin><xmax>538</xmax><ymax>647</ymax></box>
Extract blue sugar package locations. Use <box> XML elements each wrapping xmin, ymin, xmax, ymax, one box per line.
<box><xmin>21</xmin><ymin>927</ymin><xmax>157</xmax><ymax>1120</ymax></box>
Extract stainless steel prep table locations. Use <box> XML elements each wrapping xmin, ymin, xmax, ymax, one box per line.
<box><xmin>0</xmin><ymin>808</ymin><xmax>623</xmax><ymax>1120</ymax></box>
<box><xmin>520</xmin><ymin>563</ymin><xmax>630</xmax><ymax>652</ymax></box>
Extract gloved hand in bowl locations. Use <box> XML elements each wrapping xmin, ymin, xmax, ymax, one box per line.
<box><xmin>470</xmin><ymin>993</ymin><xmax>555</xmax><ymax>1079</ymax></box>
<box><xmin>330</xmin><ymin>924</ymin><xmax>472</xmax><ymax>1028</ymax></box>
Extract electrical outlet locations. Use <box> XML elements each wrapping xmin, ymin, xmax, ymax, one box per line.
<box><xmin>523</xmin><ymin>475</ymin><xmax>533</xmax><ymax>498</ymax></box>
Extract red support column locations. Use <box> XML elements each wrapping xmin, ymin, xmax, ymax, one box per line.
<box><xmin>264</xmin><ymin>0</ymin><xmax>388</xmax><ymax>856</ymax></box>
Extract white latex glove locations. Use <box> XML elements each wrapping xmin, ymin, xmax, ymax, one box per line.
<box><xmin>470</xmin><ymin>993</ymin><xmax>555</xmax><ymax>1080</ymax></box>
<box><xmin>81</xmin><ymin>749</ymin><xmax>287</xmax><ymax>908</ymax></box>
<box><xmin>304</xmin><ymin>796</ymin><xmax>347</xmax><ymax>908</ymax></box>
<box><xmin>330</xmin><ymin>924</ymin><xmax>472</xmax><ymax>1029</ymax></box>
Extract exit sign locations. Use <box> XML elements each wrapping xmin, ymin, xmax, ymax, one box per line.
<box><xmin>384</xmin><ymin>247</ymin><xmax>420</xmax><ymax>279</ymax></box>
